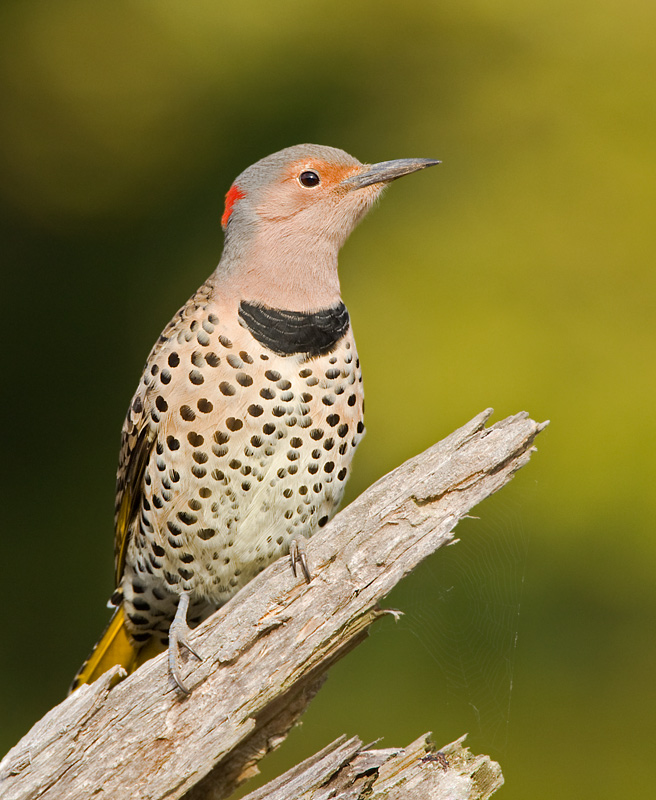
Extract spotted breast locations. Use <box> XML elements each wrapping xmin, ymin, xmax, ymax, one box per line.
<box><xmin>118</xmin><ymin>281</ymin><xmax>364</xmax><ymax>648</ymax></box>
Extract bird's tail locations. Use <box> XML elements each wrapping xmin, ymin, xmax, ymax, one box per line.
<box><xmin>69</xmin><ymin>607</ymin><xmax>141</xmax><ymax>694</ymax></box>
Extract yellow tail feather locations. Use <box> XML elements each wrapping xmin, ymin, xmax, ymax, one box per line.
<box><xmin>69</xmin><ymin>608</ymin><xmax>140</xmax><ymax>693</ymax></box>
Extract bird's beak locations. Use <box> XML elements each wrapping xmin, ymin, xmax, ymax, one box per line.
<box><xmin>342</xmin><ymin>158</ymin><xmax>440</xmax><ymax>190</ymax></box>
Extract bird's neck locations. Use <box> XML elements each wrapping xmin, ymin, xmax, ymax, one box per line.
<box><xmin>216</xmin><ymin>224</ymin><xmax>342</xmax><ymax>313</ymax></box>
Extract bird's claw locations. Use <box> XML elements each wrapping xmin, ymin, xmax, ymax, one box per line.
<box><xmin>168</xmin><ymin>592</ymin><xmax>202</xmax><ymax>694</ymax></box>
<box><xmin>290</xmin><ymin>537</ymin><xmax>311</xmax><ymax>584</ymax></box>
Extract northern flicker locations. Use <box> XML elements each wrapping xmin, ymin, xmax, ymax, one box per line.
<box><xmin>71</xmin><ymin>144</ymin><xmax>438</xmax><ymax>693</ymax></box>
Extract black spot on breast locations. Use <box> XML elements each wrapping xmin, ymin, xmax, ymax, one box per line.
<box><xmin>226</xmin><ymin>417</ymin><xmax>243</xmax><ymax>431</ymax></box>
<box><xmin>180</xmin><ymin>405</ymin><xmax>196</xmax><ymax>421</ymax></box>
<box><xmin>239</xmin><ymin>301</ymin><xmax>350</xmax><ymax>357</ymax></box>
<box><xmin>220</xmin><ymin>381</ymin><xmax>236</xmax><ymax>396</ymax></box>
<box><xmin>197</xmin><ymin>398</ymin><xmax>213</xmax><ymax>413</ymax></box>
<box><xmin>168</xmin><ymin>352</ymin><xmax>180</xmax><ymax>367</ymax></box>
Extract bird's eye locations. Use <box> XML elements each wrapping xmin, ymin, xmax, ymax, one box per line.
<box><xmin>298</xmin><ymin>170</ymin><xmax>321</xmax><ymax>188</ymax></box>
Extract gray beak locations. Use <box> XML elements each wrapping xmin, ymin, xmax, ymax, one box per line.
<box><xmin>343</xmin><ymin>157</ymin><xmax>440</xmax><ymax>189</ymax></box>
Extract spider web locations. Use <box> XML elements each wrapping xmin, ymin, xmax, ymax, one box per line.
<box><xmin>392</xmin><ymin>495</ymin><xmax>529</xmax><ymax>754</ymax></box>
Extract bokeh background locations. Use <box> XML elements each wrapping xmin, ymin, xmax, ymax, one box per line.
<box><xmin>2</xmin><ymin>1</ymin><xmax>654</xmax><ymax>797</ymax></box>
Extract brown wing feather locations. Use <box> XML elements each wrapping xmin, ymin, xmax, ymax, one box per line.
<box><xmin>114</xmin><ymin>423</ymin><xmax>156</xmax><ymax>585</ymax></box>
<box><xmin>112</xmin><ymin>281</ymin><xmax>215</xmax><ymax>586</ymax></box>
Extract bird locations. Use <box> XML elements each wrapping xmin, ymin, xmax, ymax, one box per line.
<box><xmin>70</xmin><ymin>143</ymin><xmax>439</xmax><ymax>694</ymax></box>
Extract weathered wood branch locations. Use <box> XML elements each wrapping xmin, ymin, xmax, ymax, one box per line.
<box><xmin>0</xmin><ymin>409</ymin><xmax>547</xmax><ymax>800</ymax></box>
<box><xmin>239</xmin><ymin>733</ymin><xmax>503</xmax><ymax>800</ymax></box>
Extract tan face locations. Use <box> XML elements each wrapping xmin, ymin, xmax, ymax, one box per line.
<box><xmin>254</xmin><ymin>158</ymin><xmax>380</xmax><ymax>224</ymax></box>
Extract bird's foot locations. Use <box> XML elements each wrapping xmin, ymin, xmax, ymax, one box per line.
<box><xmin>168</xmin><ymin>591</ymin><xmax>202</xmax><ymax>694</ymax></box>
<box><xmin>289</xmin><ymin>536</ymin><xmax>311</xmax><ymax>584</ymax></box>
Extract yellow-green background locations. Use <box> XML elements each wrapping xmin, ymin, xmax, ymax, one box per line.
<box><xmin>2</xmin><ymin>1</ymin><xmax>654</xmax><ymax>797</ymax></box>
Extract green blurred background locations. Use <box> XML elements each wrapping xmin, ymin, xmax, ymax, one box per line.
<box><xmin>2</xmin><ymin>1</ymin><xmax>654</xmax><ymax>796</ymax></box>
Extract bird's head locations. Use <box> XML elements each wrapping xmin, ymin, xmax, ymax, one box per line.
<box><xmin>222</xmin><ymin>143</ymin><xmax>438</xmax><ymax>247</ymax></box>
<box><xmin>217</xmin><ymin>144</ymin><xmax>438</xmax><ymax>309</ymax></box>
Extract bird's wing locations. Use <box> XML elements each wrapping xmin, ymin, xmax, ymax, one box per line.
<box><xmin>112</xmin><ymin>288</ymin><xmax>214</xmax><ymax>586</ymax></box>
<box><xmin>114</xmin><ymin>420</ymin><xmax>156</xmax><ymax>586</ymax></box>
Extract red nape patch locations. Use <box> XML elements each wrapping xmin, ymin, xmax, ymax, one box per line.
<box><xmin>221</xmin><ymin>184</ymin><xmax>246</xmax><ymax>229</ymax></box>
